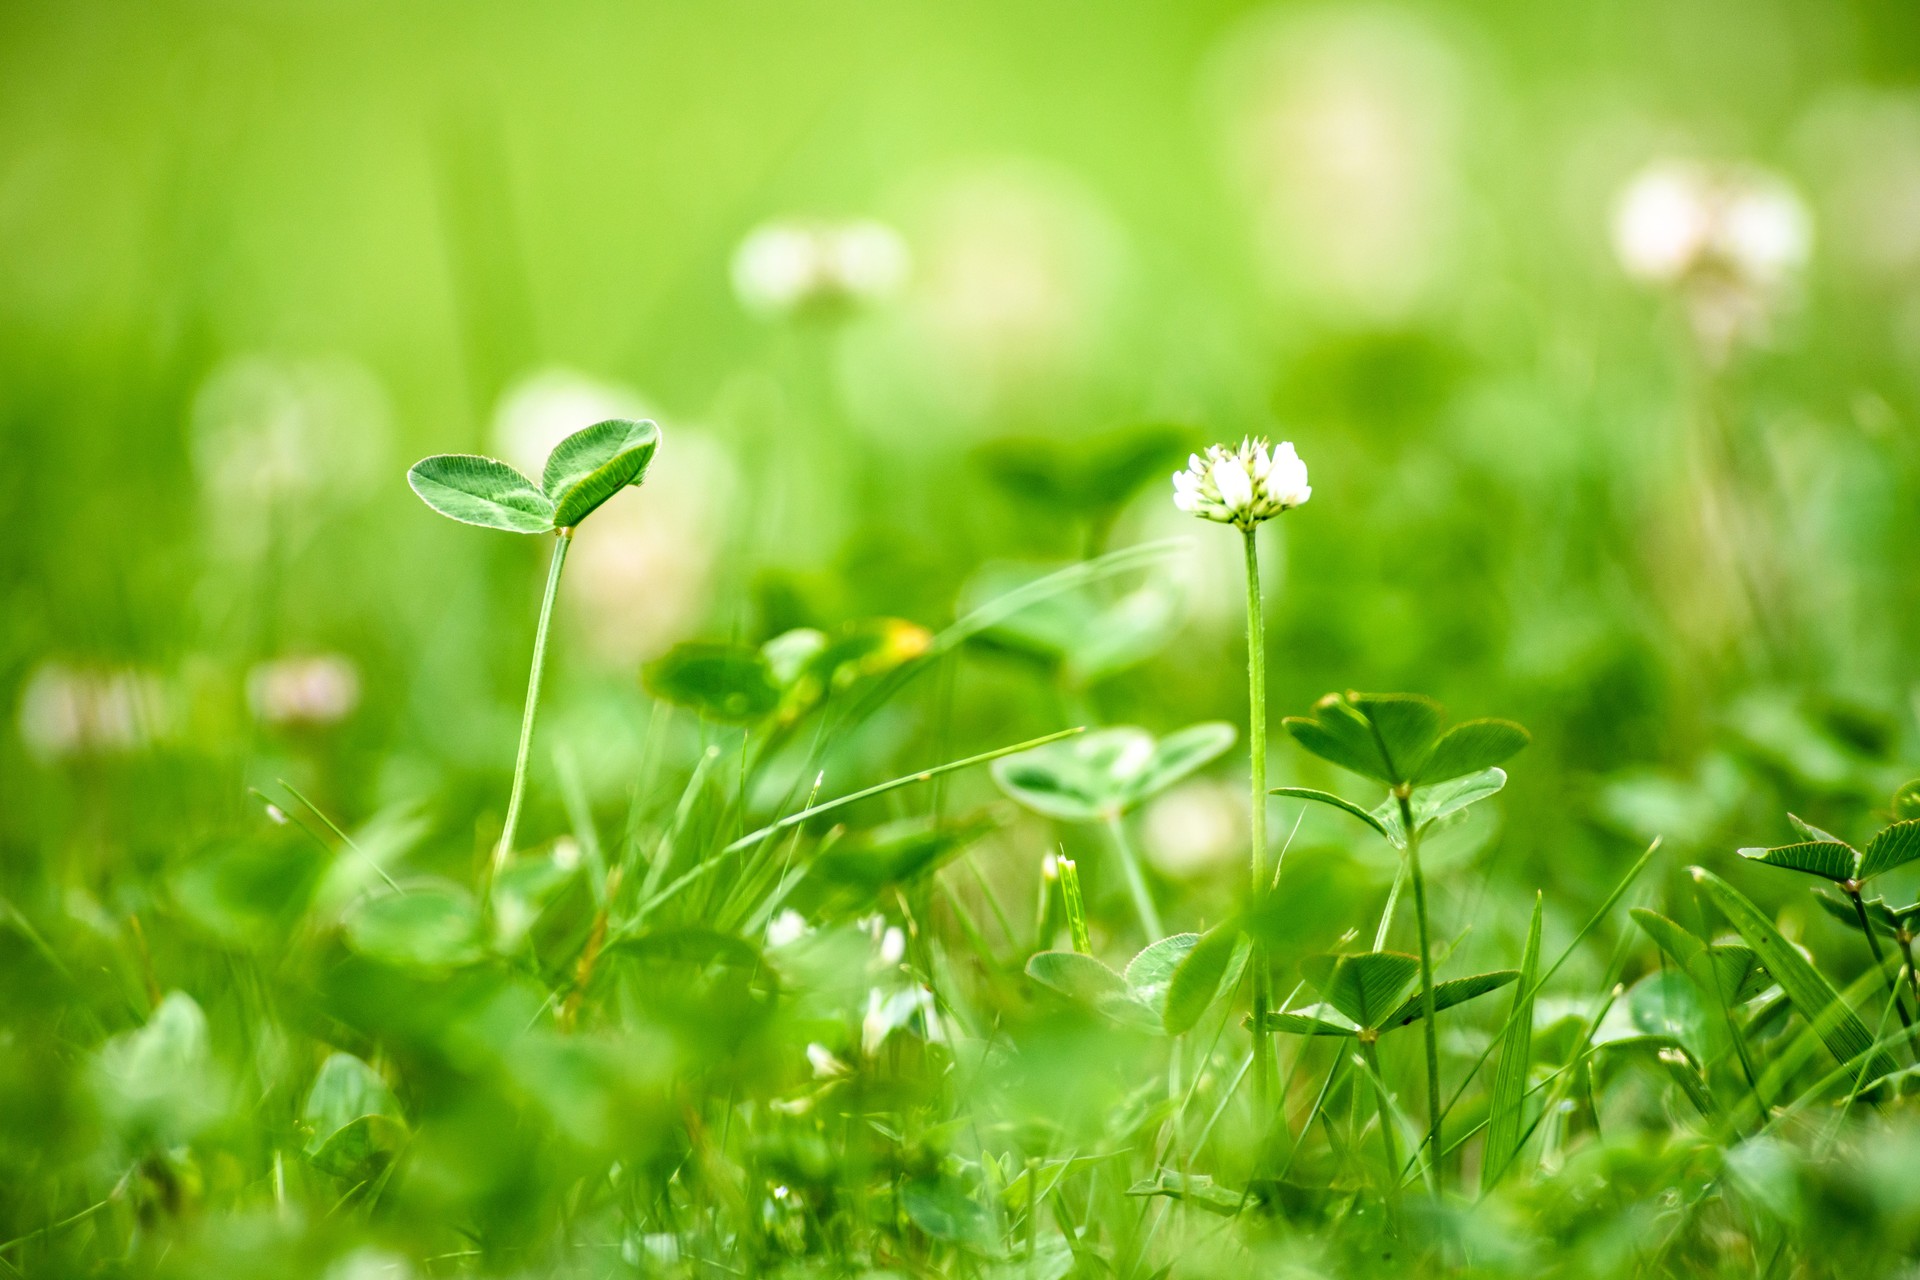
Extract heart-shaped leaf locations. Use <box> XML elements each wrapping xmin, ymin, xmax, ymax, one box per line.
<box><xmin>643</xmin><ymin>642</ymin><xmax>781</xmax><ymax>724</ymax></box>
<box><xmin>1384</xmin><ymin>970</ymin><xmax>1519</xmax><ymax>1028</ymax></box>
<box><xmin>1859</xmin><ymin>820</ymin><xmax>1920</xmax><ymax>880</ymax></box>
<box><xmin>1162</xmin><ymin>923</ymin><xmax>1247</xmax><ymax>1035</ymax></box>
<box><xmin>342</xmin><ymin>881</ymin><xmax>485</xmax><ymax>969</ymax></box>
<box><xmin>1288</xmin><ymin>693</ymin><xmax>1527</xmax><ymax>789</ymax></box>
<box><xmin>1347</xmin><ymin>693</ymin><xmax>1443</xmax><ymax>781</ymax></box>
<box><xmin>1304</xmin><ymin>951</ymin><xmax>1420</xmax><ymax>1030</ymax></box>
<box><xmin>1375</xmin><ymin>767</ymin><xmax>1510</xmax><ymax>845</ymax></box>
<box><xmin>302</xmin><ymin>1053</ymin><xmax>406</xmax><ymax>1181</ymax></box>
<box><xmin>1415</xmin><ymin>719</ymin><xmax>1530</xmax><ymax>784</ymax></box>
<box><xmin>1025</xmin><ymin>951</ymin><xmax>1157</xmax><ymax>1029</ymax></box>
<box><xmin>542</xmin><ymin>418</ymin><xmax>659</xmax><ymax>528</ymax></box>
<box><xmin>992</xmin><ymin>723</ymin><xmax>1235</xmax><ymax>823</ymax></box>
<box><xmin>408</xmin><ymin>454</ymin><xmax>556</xmax><ymax>533</ymax></box>
<box><xmin>1737</xmin><ymin>840</ymin><xmax>1858</xmax><ymax>883</ymax></box>
<box><xmin>1126</xmin><ymin>722</ymin><xmax>1237</xmax><ymax>803</ymax></box>
<box><xmin>1284</xmin><ymin>696</ymin><xmax>1396</xmax><ymax>783</ymax></box>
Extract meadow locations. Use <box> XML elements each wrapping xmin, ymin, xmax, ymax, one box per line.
<box><xmin>5</xmin><ymin>1</ymin><xmax>1920</xmax><ymax>1276</ymax></box>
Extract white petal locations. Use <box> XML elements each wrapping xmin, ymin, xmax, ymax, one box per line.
<box><xmin>1212</xmin><ymin>458</ymin><xmax>1253</xmax><ymax>513</ymax></box>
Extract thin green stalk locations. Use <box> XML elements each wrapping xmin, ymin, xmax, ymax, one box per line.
<box><xmin>496</xmin><ymin>529</ymin><xmax>572</xmax><ymax>878</ymax></box>
<box><xmin>1395</xmin><ymin>788</ymin><xmax>1443</xmax><ymax>1189</ymax></box>
<box><xmin>1846</xmin><ymin>886</ymin><xmax>1915</xmax><ymax>1055</ymax></box>
<box><xmin>1359</xmin><ymin>1039</ymin><xmax>1404</xmax><ymax>1225</ymax></box>
<box><xmin>1242</xmin><ymin>525</ymin><xmax>1272</xmax><ymax>1111</ymax></box>
<box><xmin>1106</xmin><ymin>813</ymin><xmax>1163</xmax><ymax>940</ymax></box>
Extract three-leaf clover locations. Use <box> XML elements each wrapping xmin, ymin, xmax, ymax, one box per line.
<box><xmin>1275</xmin><ymin>692</ymin><xmax>1530</xmax><ymax>846</ymax></box>
<box><xmin>1260</xmin><ymin>951</ymin><xmax>1518</xmax><ymax>1042</ymax></box>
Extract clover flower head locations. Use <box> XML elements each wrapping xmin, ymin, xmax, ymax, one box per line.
<box><xmin>731</xmin><ymin>218</ymin><xmax>910</xmax><ymax>320</ymax></box>
<box><xmin>1171</xmin><ymin>437</ymin><xmax>1311</xmax><ymax>528</ymax></box>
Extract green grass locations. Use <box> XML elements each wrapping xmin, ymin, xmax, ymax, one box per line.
<box><xmin>7</xmin><ymin>1</ymin><xmax>1920</xmax><ymax>1275</ymax></box>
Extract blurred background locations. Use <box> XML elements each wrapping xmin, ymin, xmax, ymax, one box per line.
<box><xmin>5</xmin><ymin>0</ymin><xmax>1920</xmax><ymax>949</ymax></box>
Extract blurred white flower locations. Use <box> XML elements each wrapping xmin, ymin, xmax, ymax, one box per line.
<box><xmin>766</xmin><ymin>909</ymin><xmax>811</xmax><ymax>949</ymax></box>
<box><xmin>190</xmin><ymin>355</ymin><xmax>391</xmax><ymax>558</ymax></box>
<box><xmin>245</xmin><ymin>654</ymin><xmax>359</xmax><ymax>728</ymax></box>
<box><xmin>805</xmin><ymin>1042</ymin><xmax>848</xmax><ymax>1078</ymax></box>
<box><xmin>1143</xmin><ymin>779</ymin><xmax>1248</xmax><ymax>880</ymax></box>
<box><xmin>562</xmin><ymin>429</ymin><xmax>740</xmax><ymax>667</ymax></box>
<box><xmin>878</xmin><ymin>926</ymin><xmax>906</xmax><ymax>966</ymax></box>
<box><xmin>17</xmin><ymin>663</ymin><xmax>177</xmax><ymax>761</ymax></box>
<box><xmin>861</xmin><ymin>985</ymin><xmax>942</xmax><ymax>1057</ymax></box>
<box><xmin>1173</xmin><ymin>438</ymin><xmax>1311</xmax><ymax>528</ymax></box>
<box><xmin>492</xmin><ymin>368</ymin><xmax>653</xmax><ymax>478</ymax></box>
<box><xmin>1611</xmin><ymin>160</ymin><xmax>1812</xmax><ymax>356</ymax></box>
<box><xmin>1613</xmin><ymin>161</ymin><xmax>1810</xmax><ymax>288</ymax></box>
<box><xmin>731</xmin><ymin>218</ymin><xmax>910</xmax><ymax>319</ymax></box>
<box><xmin>1208</xmin><ymin>6</ymin><xmax>1466</xmax><ymax>318</ymax></box>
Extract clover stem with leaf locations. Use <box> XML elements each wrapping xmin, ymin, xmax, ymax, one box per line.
<box><xmin>992</xmin><ymin>722</ymin><xmax>1237</xmax><ymax>942</ymax></box>
<box><xmin>1277</xmin><ymin>692</ymin><xmax>1528</xmax><ymax>1189</ymax></box>
<box><xmin>408</xmin><ymin>419</ymin><xmax>660</xmax><ymax>884</ymax></box>
<box><xmin>1171</xmin><ymin>437</ymin><xmax>1310</xmax><ymax>1110</ymax></box>
<box><xmin>1735</xmin><ymin>797</ymin><xmax>1920</xmax><ymax>1051</ymax></box>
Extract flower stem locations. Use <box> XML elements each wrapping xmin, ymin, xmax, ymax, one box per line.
<box><xmin>1396</xmin><ymin>789</ymin><xmax>1443</xmax><ymax>1190</ymax></box>
<box><xmin>1105</xmin><ymin>813</ymin><xmax>1163</xmax><ymax>940</ymax></box>
<box><xmin>495</xmin><ymin>529</ymin><xmax>573</xmax><ymax>880</ymax></box>
<box><xmin>1242</xmin><ymin>526</ymin><xmax>1272</xmax><ymax>1111</ymax></box>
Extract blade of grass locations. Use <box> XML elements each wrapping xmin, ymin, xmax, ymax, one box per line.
<box><xmin>721</xmin><ymin>727</ymin><xmax>1083</xmax><ymax>855</ymax></box>
<box><xmin>1481</xmin><ymin>892</ymin><xmax>1541</xmax><ymax>1194</ymax></box>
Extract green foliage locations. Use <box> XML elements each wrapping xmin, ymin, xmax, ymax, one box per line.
<box><xmin>643</xmin><ymin>641</ymin><xmax>782</xmax><ymax>723</ymax></box>
<box><xmin>1284</xmin><ymin>691</ymin><xmax>1529</xmax><ymax>787</ymax></box>
<box><xmin>541</xmin><ymin>418</ymin><xmax>659</xmax><ymax>527</ymax></box>
<box><xmin>341</xmin><ymin>881</ymin><xmax>486</xmax><ymax>969</ymax></box>
<box><xmin>408</xmin><ymin>419</ymin><xmax>659</xmax><ymax>535</ymax></box>
<box><xmin>1691</xmin><ymin>867</ymin><xmax>1900</xmax><ymax>1083</ymax></box>
<box><xmin>991</xmin><ymin>722</ymin><xmax>1235</xmax><ymax>822</ymax></box>
<box><xmin>406</xmin><ymin>454</ymin><xmax>557</xmax><ymax>533</ymax></box>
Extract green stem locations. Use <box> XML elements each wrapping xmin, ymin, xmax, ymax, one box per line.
<box><xmin>1360</xmin><ymin>1039</ymin><xmax>1403</xmax><ymax>1224</ymax></box>
<box><xmin>1242</xmin><ymin>526</ymin><xmax>1272</xmax><ymax>1112</ymax></box>
<box><xmin>1397</xmin><ymin>788</ymin><xmax>1443</xmax><ymax>1190</ymax></box>
<box><xmin>1106</xmin><ymin>813</ymin><xmax>1163</xmax><ymax>940</ymax></box>
<box><xmin>1847</xmin><ymin>887</ymin><xmax>1915</xmax><ymax>1055</ymax></box>
<box><xmin>495</xmin><ymin>529</ymin><xmax>572</xmax><ymax>878</ymax></box>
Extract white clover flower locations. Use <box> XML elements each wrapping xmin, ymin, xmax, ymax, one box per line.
<box><xmin>1172</xmin><ymin>438</ymin><xmax>1311</xmax><ymax>528</ymax></box>
<box><xmin>1612</xmin><ymin>161</ymin><xmax>1811</xmax><ymax>290</ymax></box>
<box><xmin>805</xmin><ymin>1042</ymin><xmax>848</xmax><ymax>1078</ymax></box>
<box><xmin>731</xmin><ymin>217</ymin><xmax>910</xmax><ymax>319</ymax></box>
<box><xmin>245</xmin><ymin>654</ymin><xmax>359</xmax><ymax>728</ymax></box>
<box><xmin>1612</xmin><ymin>161</ymin><xmax>1812</xmax><ymax>360</ymax></box>
<box><xmin>765</xmin><ymin>909</ymin><xmax>811</xmax><ymax>949</ymax></box>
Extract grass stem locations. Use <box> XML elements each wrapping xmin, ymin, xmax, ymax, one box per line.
<box><xmin>1106</xmin><ymin>813</ymin><xmax>1163</xmax><ymax>940</ymax></box>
